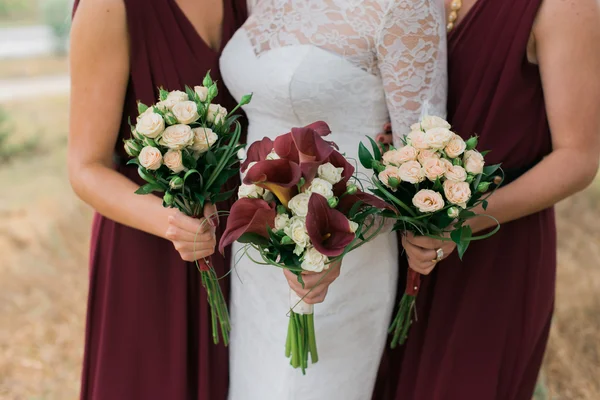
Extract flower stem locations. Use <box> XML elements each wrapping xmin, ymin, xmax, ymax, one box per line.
<box><xmin>306</xmin><ymin>313</ymin><xmax>318</xmax><ymax>364</ymax></box>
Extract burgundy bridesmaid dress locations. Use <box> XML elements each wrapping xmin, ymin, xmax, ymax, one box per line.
<box><xmin>375</xmin><ymin>0</ymin><xmax>556</xmax><ymax>399</ymax></box>
<box><xmin>73</xmin><ymin>1</ymin><xmax>247</xmax><ymax>399</ymax></box>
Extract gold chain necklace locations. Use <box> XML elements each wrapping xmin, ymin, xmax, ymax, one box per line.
<box><xmin>447</xmin><ymin>0</ymin><xmax>463</xmax><ymax>32</ymax></box>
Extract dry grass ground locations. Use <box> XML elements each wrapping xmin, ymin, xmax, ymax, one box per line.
<box><xmin>0</xmin><ymin>97</ymin><xmax>599</xmax><ymax>399</ymax></box>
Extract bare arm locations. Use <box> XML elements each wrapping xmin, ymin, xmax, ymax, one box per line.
<box><xmin>467</xmin><ymin>0</ymin><xmax>600</xmax><ymax>233</ymax></box>
<box><xmin>68</xmin><ymin>0</ymin><xmax>216</xmax><ymax>260</ymax></box>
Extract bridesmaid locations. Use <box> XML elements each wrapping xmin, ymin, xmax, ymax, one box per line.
<box><xmin>375</xmin><ymin>0</ymin><xmax>600</xmax><ymax>399</ymax></box>
<box><xmin>68</xmin><ymin>0</ymin><xmax>246</xmax><ymax>398</ymax></box>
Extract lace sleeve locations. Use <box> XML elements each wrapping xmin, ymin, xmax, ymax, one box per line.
<box><xmin>376</xmin><ymin>0</ymin><xmax>448</xmax><ymax>146</ymax></box>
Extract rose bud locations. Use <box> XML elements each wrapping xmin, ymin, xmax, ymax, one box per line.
<box><xmin>477</xmin><ymin>181</ymin><xmax>491</xmax><ymax>193</ymax></box>
<box><xmin>371</xmin><ymin>160</ymin><xmax>386</xmax><ymax>173</ymax></box>
<box><xmin>131</xmin><ymin>127</ymin><xmax>144</xmax><ymax>141</ymax></box>
<box><xmin>465</xmin><ymin>174</ymin><xmax>475</xmax><ymax>184</ymax></box>
<box><xmin>465</xmin><ymin>136</ymin><xmax>478</xmax><ymax>151</ymax></box>
<box><xmin>142</xmin><ymin>137</ymin><xmax>158</xmax><ymax>148</ymax></box>
<box><xmin>208</xmin><ymin>83</ymin><xmax>218</xmax><ymax>100</ymax></box>
<box><xmin>447</xmin><ymin>207</ymin><xmax>460</xmax><ymax>219</ymax></box>
<box><xmin>169</xmin><ymin>176</ymin><xmax>184</xmax><ymax>190</ymax></box>
<box><xmin>327</xmin><ymin>196</ymin><xmax>339</xmax><ymax>209</ymax></box>
<box><xmin>452</xmin><ymin>157</ymin><xmax>462</xmax><ymax>166</ymax></box>
<box><xmin>388</xmin><ymin>176</ymin><xmax>400</xmax><ymax>189</ymax></box>
<box><xmin>203</xmin><ymin>73</ymin><xmax>213</xmax><ymax>88</ymax></box>
<box><xmin>280</xmin><ymin>236</ymin><xmax>294</xmax><ymax>245</ymax></box>
<box><xmin>346</xmin><ymin>184</ymin><xmax>358</xmax><ymax>195</ymax></box>
<box><xmin>240</xmin><ymin>93</ymin><xmax>253</xmax><ymax>106</ymax></box>
<box><xmin>164</xmin><ymin>112</ymin><xmax>178</xmax><ymax>126</ymax></box>
<box><xmin>124</xmin><ymin>139</ymin><xmax>142</xmax><ymax>157</ymax></box>
<box><xmin>164</xmin><ymin>191</ymin><xmax>174</xmax><ymax>206</ymax></box>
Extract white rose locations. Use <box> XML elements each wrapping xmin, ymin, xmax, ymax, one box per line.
<box><xmin>407</xmin><ymin>129</ymin><xmax>429</xmax><ymax>150</ymax></box>
<box><xmin>445</xmin><ymin>165</ymin><xmax>468</xmax><ymax>182</ymax></box>
<box><xmin>167</xmin><ymin>90</ymin><xmax>189</xmax><ymax>103</ymax></box>
<box><xmin>171</xmin><ymin>101</ymin><xmax>200</xmax><ymax>125</ymax></box>
<box><xmin>159</xmin><ymin>124</ymin><xmax>194</xmax><ymax>149</ymax></box>
<box><xmin>317</xmin><ymin>162</ymin><xmax>344</xmax><ymax>184</ymax></box>
<box><xmin>399</xmin><ymin>161</ymin><xmax>426</xmax><ymax>184</ymax></box>
<box><xmin>274</xmin><ymin>213</ymin><xmax>290</xmax><ymax>231</ymax></box>
<box><xmin>301</xmin><ymin>247</ymin><xmax>329</xmax><ymax>273</ymax></box>
<box><xmin>266</xmin><ymin>150</ymin><xmax>280</xmax><ymax>160</ymax></box>
<box><xmin>349</xmin><ymin>221</ymin><xmax>359</xmax><ymax>233</ymax></box>
<box><xmin>194</xmin><ymin>86</ymin><xmax>209</xmax><ymax>102</ymax></box>
<box><xmin>412</xmin><ymin>189</ymin><xmax>445</xmax><ymax>213</ymax></box>
<box><xmin>138</xmin><ymin>146</ymin><xmax>163</xmax><ymax>170</ymax></box>
<box><xmin>411</xmin><ymin>116</ymin><xmax>451</xmax><ymax>131</ymax></box>
<box><xmin>238</xmin><ymin>184</ymin><xmax>265</xmax><ymax>199</ymax></box>
<box><xmin>444</xmin><ymin>135</ymin><xmax>467</xmax><ymax>158</ymax></box>
<box><xmin>285</xmin><ymin>216</ymin><xmax>311</xmax><ymax>251</ymax></box>
<box><xmin>263</xmin><ymin>190</ymin><xmax>275</xmax><ymax>202</ymax></box>
<box><xmin>306</xmin><ymin>178</ymin><xmax>334</xmax><ymax>199</ymax></box>
<box><xmin>425</xmin><ymin>127</ymin><xmax>454</xmax><ymax>150</ymax></box>
<box><xmin>417</xmin><ymin>149</ymin><xmax>440</xmax><ymax>165</ymax></box>
<box><xmin>135</xmin><ymin>111</ymin><xmax>165</xmax><ymax>139</ymax></box>
<box><xmin>137</xmin><ymin>106</ymin><xmax>156</xmax><ymax>121</ymax></box>
<box><xmin>288</xmin><ymin>193</ymin><xmax>311</xmax><ymax>217</ymax></box>
<box><xmin>191</xmin><ymin>127</ymin><xmax>218</xmax><ymax>154</ymax></box>
<box><xmin>378</xmin><ymin>166</ymin><xmax>402</xmax><ymax>189</ymax></box>
<box><xmin>163</xmin><ymin>150</ymin><xmax>185</xmax><ymax>173</ymax></box>
<box><xmin>422</xmin><ymin>157</ymin><xmax>448</xmax><ymax>182</ymax></box>
<box><xmin>440</xmin><ymin>157</ymin><xmax>453</xmax><ymax>172</ymax></box>
<box><xmin>207</xmin><ymin>104</ymin><xmax>228</xmax><ymax>124</ymax></box>
<box><xmin>463</xmin><ymin>150</ymin><xmax>485</xmax><ymax>175</ymax></box>
<box><xmin>155</xmin><ymin>99</ymin><xmax>179</xmax><ymax>111</ymax></box>
<box><xmin>443</xmin><ymin>180</ymin><xmax>472</xmax><ymax>208</ymax></box>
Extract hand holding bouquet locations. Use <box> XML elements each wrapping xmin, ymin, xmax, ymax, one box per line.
<box><xmin>219</xmin><ymin>121</ymin><xmax>392</xmax><ymax>373</ymax></box>
<box><xmin>359</xmin><ymin>115</ymin><xmax>502</xmax><ymax>347</ymax></box>
<box><xmin>124</xmin><ymin>71</ymin><xmax>252</xmax><ymax>346</ymax></box>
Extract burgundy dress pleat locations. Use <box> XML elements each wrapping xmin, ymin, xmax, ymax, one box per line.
<box><xmin>374</xmin><ymin>0</ymin><xmax>556</xmax><ymax>399</ymax></box>
<box><xmin>74</xmin><ymin>1</ymin><xmax>247</xmax><ymax>399</ymax></box>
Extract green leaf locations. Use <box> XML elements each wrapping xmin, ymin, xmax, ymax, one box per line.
<box><xmin>135</xmin><ymin>183</ymin><xmax>164</xmax><ymax>195</ymax></box>
<box><xmin>483</xmin><ymin>164</ymin><xmax>501</xmax><ymax>177</ymax></box>
<box><xmin>194</xmin><ymin>192</ymin><xmax>206</xmax><ymax>206</ymax></box>
<box><xmin>237</xmin><ymin>232</ymin><xmax>269</xmax><ymax>246</ymax></box>
<box><xmin>450</xmin><ymin>226</ymin><xmax>463</xmax><ymax>245</ymax></box>
<box><xmin>482</xmin><ymin>200</ymin><xmax>489</xmax><ymax>210</ymax></box>
<box><xmin>205</xmin><ymin>150</ymin><xmax>218</xmax><ymax>166</ymax></box>
<box><xmin>137</xmin><ymin>166</ymin><xmax>157</xmax><ymax>184</ymax></box>
<box><xmin>480</xmin><ymin>150</ymin><xmax>491</xmax><ymax>157</ymax></box>
<box><xmin>210</xmin><ymin>187</ymin><xmax>237</xmax><ymax>203</ymax></box>
<box><xmin>185</xmin><ymin>86</ymin><xmax>196</xmax><ymax>102</ymax></box>
<box><xmin>158</xmin><ymin>87</ymin><xmax>169</xmax><ymax>101</ymax></box>
<box><xmin>137</xmin><ymin>102</ymin><xmax>148</xmax><ymax>115</ymax></box>
<box><xmin>358</xmin><ymin>142</ymin><xmax>374</xmax><ymax>169</ymax></box>
<box><xmin>459</xmin><ymin>210</ymin><xmax>477</xmax><ymax>219</ymax></box>
<box><xmin>182</xmin><ymin>152</ymin><xmax>197</xmax><ymax>170</ymax></box>
<box><xmin>456</xmin><ymin>225</ymin><xmax>472</xmax><ymax>260</ymax></box>
<box><xmin>367</xmin><ymin>136</ymin><xmax>382</xmax><ymax>161</ymax></box>
<box><xmin>127</xmin><ymin>158</ymin><xmax>140</xmax><ymax>166</ymax></box>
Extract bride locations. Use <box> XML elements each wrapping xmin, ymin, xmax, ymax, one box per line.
<box><xmin>220</xmin><ymin>0</ymin><xmax>447</xmax><ymax>398</ymax></box>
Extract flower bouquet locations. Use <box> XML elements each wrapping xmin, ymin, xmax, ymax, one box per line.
<box><xmin>124</xmin><ymin>71</ymin><xmax>252</xmax><ymax>346</ymax></box>
<box><xmin>358</xmin><ymin>115</ymin><xmax>502</xmax><ymax>348</ymax></box>
<box><xmin>219</xmin><ymin>121</ymin><xmax>392</xmax><ymax>373</ymax></box>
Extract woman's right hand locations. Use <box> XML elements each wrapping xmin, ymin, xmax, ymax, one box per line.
<box><xmin>166</xmin><ymin>204</ymin><xmax>218</xmax><ymax>262</ymax></box>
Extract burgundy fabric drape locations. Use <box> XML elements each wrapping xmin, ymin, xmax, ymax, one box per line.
<box><xmin>374</xmin><ymin>0</ymin><xmax>556</xmax><ymax>399</ymax></box>
<box><xmin>73</xmin><ymin>1</ymin><xmax>247</xmax><ymax>398</ymax></box>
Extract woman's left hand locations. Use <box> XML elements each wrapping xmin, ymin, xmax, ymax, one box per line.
<box><xmin>401</xmin><ymin>232</ymin><xmax>456</xmax><ymax>275</ymax></box>
<box><xmin>283</xmin><ymin>260</ymin><xmax>342</xmax><ymax>305</ymax></box>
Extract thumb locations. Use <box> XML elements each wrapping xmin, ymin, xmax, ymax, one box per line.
<box><xmin>203</xmin><ymin>203</ymin><xmax>219</xmax><ymax>228</ymax></box>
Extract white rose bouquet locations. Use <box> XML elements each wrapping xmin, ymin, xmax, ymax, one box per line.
<box><xmin>124</xmin><ymin>72</ymin><xmax>252</xmax><ymax>346</ymax></box>
<box><xmin>219</xmin><ymin>121</ymin><xmax>392</xmax><ymax>374</ymax></box>
<box><xmin>358</xmin><ymin>115</ymin><xmax>502</xmax><ymax>348</ymax></box>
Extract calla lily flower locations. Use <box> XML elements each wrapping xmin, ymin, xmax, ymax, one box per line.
<box><xmin>219</xmin><ymin>198</ymin><xmax>276</xmax><ymax>253</ymax></box>
<box><xmin>305</xmin><ymin>194</ymin><xmax>356</xmax><ymax>257</ymax></box>
<box><xmin>243</xmin><ymin>159</ymin><xmax>302</xmax><ymax>206</ymax></box>
<box><xmin>337</xmin><ymin>191</ymin><xmax>396</xmax><ymax>215</ymax></box>
<box><xmin>241</xmin><ymin>137</ymin><xmax>274</xmax><ymax>172</ymax></box>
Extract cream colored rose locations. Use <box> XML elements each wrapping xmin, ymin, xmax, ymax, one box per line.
<box><xmin>238</xmin><ymin>184</ymin><xmax>265</xmax><ymax>199</ymax></box>
<box><xmin>137</xmin><ymin>106</ymin><xmax>156</xmax><ymax>121</ymax></box>
<box><xmin>288</xmin><ymin>193</ymin><xmax>310</xmax><ymax>217</ymax></box>
<box><xmin>422</xmin><ymin>157</ymin><xmax>448</xmax><ymax>181</ymax></box>
<box><xmin>444</xmin><ymin>135</ymin><xmax>467</xmax><ymax>158</ymax></box>
<box><xmin>445</xmin><ymin>165</ymin><xmax>468</xmax><ymax>182</ymax></box>
<box><xmin>172</xmin><ymin>101</ymin><xmax>200</xmax><ymax>125</ymax></box>
<box><xmin>410</xmin><ymin>115</ymin><xmax>451</xmax><ymax>131</ymax></box>
<box><xmin>463</xmin><ymin>150</ymin><xmax>485</xmax><ymax>174</ymax></box>
<box><xmin>399</xmin><ymin>161</ymin><xmax>425</xmax><ymax>184</ymax></box>
<box><xmin>138</xmin><ymin>146</ymin><xmax>163</xmax><ymax>170</ymax></box>
<box><xmin>207</xmin><ymin>104</ymin><xmax>227</xmax><ymax>124</ymax></box>
<box><xmin>163</xmin><ymin>150</ymin><xmax>185</xmax><ymax>173</ymax></box>
<box><xmin>440</xmin><ymin>157</ymin><xmax>453</xmax><ymax>171</ymax></box>
<box><xmin>407</xmin><ymin>129</ymin><xmax>429</xmax><ymax>150</ymax></box>
<box><xmin>317</xmin><ymin>162</ymin><xmax>344</xmax><ymax>184</ymax></box>
<box><xmin>443</xmin><ymin>180</ymin><xmax>472</xmax><ymax>208</ymax></box>
<box><xmin>285</xmin><ymin>216</ymin><xmax>311</xmax><ymax>251</ymax></box>
<box><xmin>194</xmin><ymin>86</ymin><xmax>209</xmax><ymax>102</ymax></box>
<box><xmin>378</xmin><ymin>166</ymin><xmax>402</xmax><ymax>189</ymax></box>
<box><xmin>266</xmin><ymin>150</ymin><xmax>280</xmax><ymax>160</ymax></box>
<box><xmin>135</xmin><ymin>111</ymin><xmax>165</xmax><ymax>139</ymax></box>
<box><xmin>160</xmin><ymin>124</ymin><xmax>194</xmax><ymax>149</ymax></box>
<box><xmin>412</xmin><ymin>189</ymin><xmax>445</xmax><ymax>213</ymax></box>
<box><xmin>274</xmin><ymin>213</ymin><xmax>290</xmax><ymax>231</ymax></box>
<box><xmin>425</xmin><ymin>127</ymin><xmax>454</xmax><ymax>150</ymax></box>
<box><xmin>306</xmin><ymin>178</ymin><xmax>334</xmax><ymax>199</ymax></box>
<box><xmin>349</xmin><ymin>221</ymin><xmax>359</xmax><ymax>233</ymax></box>
<box><xmin>383</xmin><ymin>146</ymin><xmax>418</xmax><ymax>166</ymax></box>
<box><xmin>191</xmin><ymin>127</ymin><xmax>218</xmax><ymax>154</ymax></box>
<box><xmin>301</xmin><ymin>246</ymin><xmax>329</xmax><ymax>273</ymax></box>
<box><xmin>167</xmin><ymin>90</ymin><xmax>189</xmax><ymax>103</ymax></box>
<box><xmin>417</xmin><ymin>149</ymin><xmax>440</xmax><ymax>165</ymax></box>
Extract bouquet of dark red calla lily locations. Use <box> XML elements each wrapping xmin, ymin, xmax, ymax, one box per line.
<box><xmin>219</xmin><ymin>121</ymin><xmax>392</xmax><ymax>374</ymax></box>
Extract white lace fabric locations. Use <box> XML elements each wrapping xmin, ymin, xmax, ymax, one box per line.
<box><xmin>245</xmin><ymin>0</ymin><xmax>447</xmax><ymax>141</ymax></box>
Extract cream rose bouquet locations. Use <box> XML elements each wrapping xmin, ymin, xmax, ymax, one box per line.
<box><xmin>219</xmin><ymin>121</ymin><xmax>391</xmax><ymax>374</ymax></box>
<box><xmin>124</xmin><ymin>72</ymin><xmax>252</xmax><ymax>346</ymax></box>
<box><xmin>358</xmin><ymin>115</ymin><xmax>502</xmax><ymax>348</ymax></box>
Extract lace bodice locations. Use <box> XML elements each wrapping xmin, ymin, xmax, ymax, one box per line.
<box><xmin>245</xmin><ymin>0</ymin><xmax>447</xmax><ymax>140</ymax></box>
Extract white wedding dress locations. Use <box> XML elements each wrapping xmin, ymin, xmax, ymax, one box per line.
<box><xmin>220</xmin><ymin>1</ymin><xmax>447</xmax><ymax>399</ymax></box>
